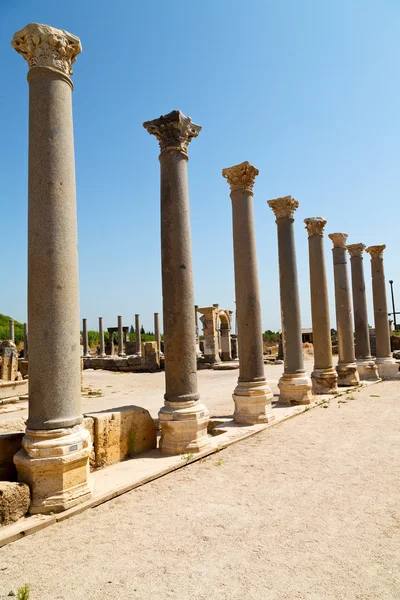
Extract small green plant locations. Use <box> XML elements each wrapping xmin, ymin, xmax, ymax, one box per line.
<box><xmin>370</xmin><ymin>394</ymin><xmax>380</xmax><ymax>398</ymax></box>
<box><xmin>215</xmin><ymin>459</ymin><xmax>223</xmax><ymax>466</ymax></box>
<box><xmin>17</xmin><ymin>584</ymin><xmax>31</xmax><ymax>600</ymax></box>
<box><xmin>181</xmin><ymin>453</ymin><xmax>194</xmax><ymax>462</ymax></box>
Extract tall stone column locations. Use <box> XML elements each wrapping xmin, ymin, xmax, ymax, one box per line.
<box><xmin>304</xmin><ymin>218</ymin><xmax>338</xmax><ymax>394</ymax></box>
<box><xmin>154</xmin><ymin>312</ymin><xmax>161</xmax><ymax>355</ymax></box>
<box><xmin>143</xmin><ymin>110</ymin><xmax>210</xmax><ymax>453</ymax></box>
<box><xmin>23</xmin><ymin>323</ymin><xmax>28</xmax><ymax>359</ymax></box>
<box><xmin>365</xmin><ymin>245</ymin><xmax>399</xmax><ymax>378</ymax></box>
<box><xmin>347</xmin><ymin>244</ymin><xmax>379</xmax><ymax>380</ymax></box>
<box><xmin>268</xmin><ymin>197</ymin><xmax>312</xmax><ymax>404</ymax></box>
<box><xmin>328</xmin><ymin>233</ymin><xmax>359</xmax><ymax>386</ymax></box>
<box><xmin>135</xmin><ymin>314</ymin><xmax>141</xmax><ymax>356</ymax></box>
<box><xmin>117</xmin><ymin>315</ymin><xmax>125</xmax><ymax>356</ymax></box>
<box><xmin>9</xmin><ymin>319</ymin><xmax>15</xmax><ymax>342</ymax></box>
<box><xmin>194</xmin><ymin>305</ymin><xmax>202</xmax><ymax>357</ymax></box>
<box><xmin>108</xmin><ymin>330</ymin><xmax>114</xmax><ymax>356</ymax></box>
<box><xmin>222</xmin><ymin>161</ymin><xmax>274</xmax><ymax>423</ymax></box>
<box><xmin>82</xmin><ymin>318</ymin><xmax>89</xmax><ymax>357</ymax></box>
<box><xmin>98</xmin><ymin>317</ymin><xmax>105</xmax><ymax>357</ymax></box>
<box><xmin>12</xmin><ymin>23</ymin><xmax>91</xmax><ymax>513</ymax></box>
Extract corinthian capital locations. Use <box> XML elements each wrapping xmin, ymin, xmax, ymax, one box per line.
<box><xmin>366</xmin><ymin>244</ymin><xmax>386</xmax><ymax>259</ymax></box>
<box><xmin>268</xmin><ymin>196</ymin><xmax>299</xmax><ymax>220</ymax></box>
<box><xmin>347</xmin><ymin>243</ymin><xmax>366</xmax><ymax>258</ymax></box>
<box><xmin>328</xmin><ymin>233</ymin><xmax>348</xmax><ymax>248</ymax></box>
<box><xmin>11</xmin><ymin>23</ymin><xmax>82</xmax><ymax>77</ymax></box>
<box><xmin>304</xmin><ymin>217</ymin><xmax>327</xmax><ymax>237</ymax></box>
<box><xmin>222</xmin><ymin>162</ymin><xmax>259</xmax><ymax>194</ymax></box>
<box><xmin>143</xmin><ymin>110</ymin><xmax>201</xmax><ymax>157</ymax></box>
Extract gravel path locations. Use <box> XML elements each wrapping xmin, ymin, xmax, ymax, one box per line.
<box><xmin>1</xmin><ymin>380</ymin><xmax>400</xmax><ymax>599</ymax></box>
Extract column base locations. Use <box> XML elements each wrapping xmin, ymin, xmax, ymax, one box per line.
<box><xmin>356</xmin><ymin>358</ymin><xmax>380</xmax><ymax>381</ymax></box>
<box><xmin>13</xmin><ymin>424</ymin><xmax>92</xmax><ymax>515</ymax></box>
<box><xmin>376</xmin><ymin>357</ymin><xmax>400</xmax><ymax>379</ymax></box>
<box><xmin>278</xmin><ymin>372</ymin><xmax>313</xmax><ymax>405</ymax></box>
<box><xmin>158</xmin><ymin>401</ymin><xmax>210</xmax><ymax>455</ymax></box>
<box><xmin>311</xmin><ymin>367</ymin><xmax>338</xmax><ymax>395</ymax></box>
<box><xmin>233</xmin><ymin>380</ymin><xmax>275</xmax><ymax>425</ymax></box>
<box><xmin>336</xmin><ymin>363</ymin><xmax>360</xmax><ymax>386</ymax></box>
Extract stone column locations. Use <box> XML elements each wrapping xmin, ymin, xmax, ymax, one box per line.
<box><xmin>82</xmin><ymin>318</ymin><xmax>89</xmax><ymax>358</ymax></box>
<box><xmin>194</xmin><ymin>305</ymin><xmax>202</xmax><ymax>357</ymax></box>
<box><xmin>135</xmin><ymin>314</ymin><xmax>141</xmax><ymax>356</ymax></box>
<box><xmin>268</xmin><ymin>197</ymin><xmax>312</xmax><ymax>404</ymax></box>
<box><xmin>222</xmin><ymin>161</ymin><xmax>274</xmax><ymax>423</ymax></box>
<box><xmin>9</xmin><ymin>319</ymin><xmax>15</xmax><ymax>342</ymax></box>
<box><xmin>304</xmin><ymin>218</ymin><xmax>338</xmax><ymax>394</ymax></box>
<box><xmin>108</xmin><ymin>330</ymin><xmax>114</xmax><ymax>356</ymax></box>
<box><xmin>154</xmin><ymin>312</ymin><xmax>161</xmax><ymax>355</ymax></box>
<box><xmin>347</xmin><ymin>244</ymin><xmax>379</xmax><ymax>380</ymax></box>
<box><xmin>98</xmin><ymin>317</ymin><xmax>105</xmax><ymax>357</ymax></box>
<box><xmin>23</xmin><ymin>322</ymin><xmax>28</xmax><ymax>359</ymax></box>
<box><xmin>198</xmin><ymin>306</ymin><xmax>221</xmax><ymax>363</ymax></box>
<box><xmin>117</xmin><ymin>315</ymin><xmax>125</xmax><ymax>356</ymax></box>
<box><xmin>328</xmin><ymin>233</ymin><xmax>359</xmax><ymax>386</ymax></box>
<box><xmin>143</xmin><ymin>110</ymin><xmax>210</xmax><ymax>453</ymax></box>
<box><xmin>365</xmin><ymin>245</ymin><xmax>399</xmax><ymax>378</ymax></box>
<box><xmin>12</xmin><ymin>23</ymin><xmax>91</xmax><ymax>513</ymax></box>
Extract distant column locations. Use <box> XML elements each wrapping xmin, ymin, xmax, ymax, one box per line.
<box><xmin>365</xmin><ymin>245</ymin><xmax>399</xmax><ymax>378</ymax></box>
<box><xmin>268</xmin><ymin>196</ymin><xmax>312</xmax><ymax>404</ymax></box>
<box><xmin>12</xmin><ymin>22</ymin><xmax>91</xmax><ymax>513</ymax></box>
<box><xmin>144</xmin><ymin>109</ymin><xmax>210</xmax><ymax>453</ymax></box>
<box><xmin>304</xmin><ymin>217</ymin><xmax>338</xmax><ymax>394</ymax></box>
<box><xmin>23</xmin><ymin>323</ymin><xmax>28</xmax><ymax>360</ymax></box>
<box><xmin>222</xmin><ymin>161</ymin><xmax>274</xmax><ymax>423</ymax></box>
<box><xmin>154</xmin><ymin>312</ymin><xmax>161</xmax><ymax>354</ymax></box>
<box><xmin>194</xmin><ymin>305</ymin><xmax>201</xmax><ymax>357</ymax></box>
<box><xmin>98</xmin><ymin>317</ymin><xmax>105</xmax><ymax>357</ymax></box>
<box><xmin>117</xmin><ymin>315</ymin><xmax>125</xmax><ymax>356</ymax></box>
<box><xmin>9</xmin><ymin>319</ymin><xmax>15</xmax><ymax>343</ymax></box>
<box><xmin>135</xmin><ymin>314</ymin><xmax>141</xmax><ymax>356</ymax></box>
<box><xmin>328</xmin><ymin>233</ymin><xmax>359</xmax><ymax>386</ymax></box>
<box><xmin>82</xmin><ymin>318</ymin><xmax>89</xmax><ymax>357</ymax></box>
<box><xmin>347</xmin><ymin>244</ymin><xmax>379</xmax><ymax>380</ymax></box>
<box><xmin>109</xmin><ymin>330</ymin><xmax>114</xmax><ymax>356</ymax></box>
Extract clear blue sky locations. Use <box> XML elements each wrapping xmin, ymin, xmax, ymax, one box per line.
<box><xmin>1</xmin><ymin>0</ymin><xmax>399</xmax><ymax>333</ymax></box>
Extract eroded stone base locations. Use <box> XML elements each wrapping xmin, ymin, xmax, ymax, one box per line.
<box><xmin>336</xmin><ymin>363</ymin><xmax>360</xmax><ymax>387</ymax></box>
<box><xmin>278</xmin><ymin>373</ymin><xmax>313</xmax><ymax>405</ymax></box>
<box><xmin>376</xmin><ymin>358</ymin><xmax>400</xmax><ymax>379</ymax></box>
<box><xmin>14</xmin><ymin>425</ymin><xmax>92</xmax><ymax>515</ymax></box>
<box><xmin>311</xmin><ymin>367</ymin><xmax>338</xmax><ymax>395</ymax></box>
<box><xmin>356</xmin><ymin>359</ymin><xmax>380</xmax><ymax>381</ymax></box>
<box><xmin>233</xmin><ymin>380</ymin><xmax>275</xmax><ymax>425</ymax></box>
<box><xmin>158</xmin><ymin>401</ymin><xmax>210</xmax><ymax>455</ymax></box>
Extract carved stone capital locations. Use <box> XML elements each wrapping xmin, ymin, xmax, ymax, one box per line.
<box><xmin>347</xmin><ymin>243</ymin><xmax>366</xmax><ymax>258</ymax></box>
<box><xmin>304</xmin><ymin>217</ymin><xmax>327</xmax><ymax>236</ymax></box>
<box><xmin>328</xmin><ymin>233</ymin><xmax>348</xmax><ymax>248</ymax></box>
<box><xmin>366</xmin><ymin>244</ymin><xmax>386</xmax><ymax>259</ymax></box>
<box><xmin>143</xmin><ymin>110</ymin><xmax>201</xmax><ymax>157</ymax></box>
<box><xmin>11</xmin><ymin>23</ymin><xmax>82</xmax><ymax>77</ymax></box>
<box><xmin>268</xmin><ymin>196</ymin><xmax>299</xmax><ymax>220</ymax></box>
<box><xmin>222</xmin><ymin>161</ymin><xmax>259</xmax><ymax>194</ymax></box>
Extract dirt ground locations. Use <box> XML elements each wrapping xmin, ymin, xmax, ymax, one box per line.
<box><xmin>1</xmin><ymin>379</ymin><xmax>400</xmax><ymax>599</ymax></box>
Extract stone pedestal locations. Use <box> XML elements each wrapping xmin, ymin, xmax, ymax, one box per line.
<box><xmin>268</xmin><ymin>197</ymin><xmax>312</xmax><ymax>404</ymax></box>
<box><xmin>144</xmin><ymin>110</ymin><xmax>210</xmax><ymax>453</ymax></box>
<box><xmin>118</xmin><ymin>315</ymin><xmax>125</xmax><ymax>357</ymax></box>
<box><xmin>135</xmin><ymin>314</ymin><xmax>141</xmax><ymax>356</ymax></box>
<box><xmin>198</xmin><ymin>306</ymin><xmax>221</xmax><ymax>363</ymax></box>
<box><xmin>222</xmin><ymin>162</ymin><xmax>274</xmax><ymax>423</ymax></box>
<box><xmin>366</xmin><ymin>245</ymin><xmax>399</xmax><ymax>378</ymax></box>
<box><xmin>304</xmin><ymin>218</ymin><xmax>338</xmax><ymax>394</ymax></box>
<box><xmin>12</xmin><ymin>23</ymin><xmax>91</xmax><ymax>513</ymax></box>
<box><xmin>98</xmin><ymin>317</ymin><xmax>106</xmax><ymax>357</ymax></box>
<box><xmin>328</xmin><ymin>233</ymin><xmax>359</xmax><ymax>386</ymax></box>
<box><xmin>82</xmin><ymin>318</ymin><xmax>89</xmax><ymax>357</ymax></box>
<box><xmin>347</xmin><ymin>244</ymin><xmax>379</xmax><ymax>381</ymax></box>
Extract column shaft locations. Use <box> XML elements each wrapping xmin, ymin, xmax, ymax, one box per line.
<box><xmin>23</xmin><ymin>322</ymin><xmax>28</xmax><ymax>359</ymax></box>
<box><xmin>82</xmin><ymin>318</ymin><xmax>89</xmax><ymax>357</ymax></box>
<box><xmin>154</xmin><ymin>312</ymin><xmax>161</xmax><ymax>354</ymax></box>
<box><xmin>117</xmin><ymin>315</ymin><xmax>125</xmax><ymax>356</ymax></box>
<box><xmin>135</xmin><ymin>314</ymin><xmax>141</xmax><ymax>356</ymax></box>
<box><xmin>98</xmin><ymin>317</ymin><xmax>105</xmax><ymax>357</ymax></box>
<box><xmin>305</xmin><ymin>218</ymin><xmax>337</xmax><ymax>394</ymax></box>
<box><xmin>9</xmin><ymin>319</ymin><xmax>15</xmax><ymax>342</ymax></box>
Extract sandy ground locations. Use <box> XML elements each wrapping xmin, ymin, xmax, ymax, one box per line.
<box><xmin>0</xmin><ymin>358</ymin><xmax>317</xmax><ymax>426</ymax></box>
<box><xmin>1</xmin><ymin>379</ymin><xmax>400</xmax><ymax>599</ymax></box>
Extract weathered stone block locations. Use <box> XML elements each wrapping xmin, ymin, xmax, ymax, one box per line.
<box><xmin>0</xmin><ymin>432</ymin><xmax>24</xmax><ymax>481</ymax></box>
<box><xmin>84</xmin><ymin>406</ymin><xmax>157</xmax><ymax>468</ymax></box>
<box><xmin>0</xmin><ymin>482</ymin><xmax>30</xmax><ymax>526</ymax></box>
